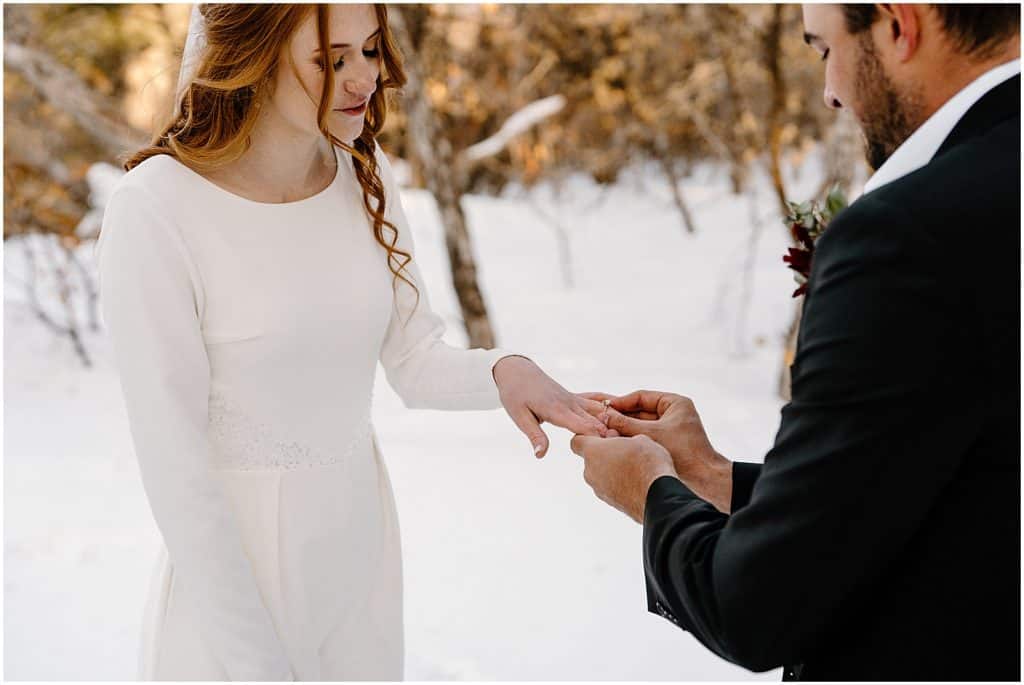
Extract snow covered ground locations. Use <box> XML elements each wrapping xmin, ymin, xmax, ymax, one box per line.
<box><xmin>4</xmin><ymin>155</ymin><xmax>832</xmax><ymax>680</ymax></box>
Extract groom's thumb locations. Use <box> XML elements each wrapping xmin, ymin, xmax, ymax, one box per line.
<box><xmin>605</xmin><ymin>409</ymin><xmax>645</xmax><ymax>438</ymax></box>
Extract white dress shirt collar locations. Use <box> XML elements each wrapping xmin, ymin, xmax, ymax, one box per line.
<box><xmin>862</xmin><ymin>58</ymin><xmax>1020</xmax><ymax>195</ymax></box>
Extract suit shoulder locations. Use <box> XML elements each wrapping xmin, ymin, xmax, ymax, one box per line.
<box><xmin>867</xmin><ymin>114</ymin><xmax>1019</xmax><ymax>219</ymax></box>
<box><xmin>824</xmin><ymin>114</ymin><xmax>1019</xmax><ymax>265</ymax></box>
<box><xmin>814</xmin><ymin>191</ymin><xmax>913</xmax><ymax>260</ymax></box>
<box><xmin>808</xmin><ymin>189</ymin><xmax>948</xmax><ymax>307</ymax></box>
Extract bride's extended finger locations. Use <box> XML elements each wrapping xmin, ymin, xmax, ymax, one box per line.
<box><xmin>578</xmin><ymin>392</ymin><xmax>616</xmax><ymax>402</ymax></box>
<box><xmin>573</xmin><ymin>404</ymin><xmax>609</xmax><ymax>436</ymax></box>
<box><xmin>549</xmin><ymin>404</ymin><xmax>606</xmax><ymax>437</ymax></box>
<box><xmin>578</xmin><ymin>397</ymin><xmax>608</xmax><ymax>419</ymax></box>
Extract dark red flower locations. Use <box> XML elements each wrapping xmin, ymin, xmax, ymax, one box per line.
<box><xmin>783</xmin><ymin>246</ymin><xmax>812</xmax><ymax>274</ymax></box>
<box><xmin>791</xmin><ymin>222</ymin><xmax>815</xmax><ymax>250</ymax></box>
<box><xmin>783</xmin><ymin>246</ymin><xmax>813</xmax><ymax>298</ymax></box>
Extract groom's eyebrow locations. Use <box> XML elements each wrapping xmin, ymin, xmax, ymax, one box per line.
<box><xmin>803</xmin><ymin>31</ymin><xmax>822</xmax><ymax>46</ymax></box>
<box><xmin>312</xmin><ymin>28</ymin><xmax>382</xmax><ymax>54</ymax></box>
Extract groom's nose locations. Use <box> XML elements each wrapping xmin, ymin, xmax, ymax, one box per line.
<box><xmin>823</xmin><ymin>85</ymin><xmax>842</xmax><ymax>110</ymax></box>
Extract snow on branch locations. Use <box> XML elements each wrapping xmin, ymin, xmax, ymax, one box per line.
<box><xmin>462</xmin><ymin>95</ymin><xmax>566</xmax><ymax>163</ymax></box>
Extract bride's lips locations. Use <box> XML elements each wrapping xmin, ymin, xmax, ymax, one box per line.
<box><xmin>334</xmin><ymin>100</ymin><xmax>368</xmax><ymax>116</ymax></box>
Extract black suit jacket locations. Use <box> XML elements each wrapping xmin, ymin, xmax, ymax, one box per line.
<box><xmin>642</xmin><ymin>75</ymin><xmax>1021</xmax><ymax>681</ymax></box>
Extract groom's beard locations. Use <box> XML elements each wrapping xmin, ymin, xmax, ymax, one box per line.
<box><xmin>853</xmin><ymin>35</ymin><xmax>925</xmax><ymax>171</ymax></box>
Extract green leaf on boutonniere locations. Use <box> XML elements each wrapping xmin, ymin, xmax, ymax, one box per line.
<box><xmin>825</xmin><ymin>184</ymin><xmax>848</xmax><ymax>218</ymax></box>
<box><xmin>782</xmin><ymin>185</ymin><xmax>850</xmax><ymax>298</ymax></box>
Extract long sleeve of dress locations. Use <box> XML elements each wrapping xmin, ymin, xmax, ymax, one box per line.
<box><xmin>373</xmin><ymin>145</ymin><xmax>514</xmax><ymax>410</ymax></box>
<box><xmin>95</xmin><ymin>181</ymin><xmax>294</xmax><ymax>681</ymax></box>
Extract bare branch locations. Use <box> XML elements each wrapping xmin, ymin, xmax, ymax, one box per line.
<box><xmin>4</xmin><ymin>41</ymin><xmax>148</xmax><ymax>160</ymax></box>
<box><xmin>462</xmin><ymin>95</ymin><xmax>567</xmax><ymax>164</ymax></box>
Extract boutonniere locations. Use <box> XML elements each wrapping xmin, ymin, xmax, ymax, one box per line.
<box><xmin>782</xmin><ymin>185</ymin><xmax>848</xmax><ymax>297</ymax></box>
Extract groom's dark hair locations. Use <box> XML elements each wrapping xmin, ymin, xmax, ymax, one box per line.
<box><xmin>841</xmin><ymin>4</ymin><xmax>1020</xmax><ymax>59</ymax></box>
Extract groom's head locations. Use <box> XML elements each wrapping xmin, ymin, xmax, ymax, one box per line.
<box><xmin>802</xmin><ymin>4</ymin><xmax>1020</xmax><ymax>170</ymax></box>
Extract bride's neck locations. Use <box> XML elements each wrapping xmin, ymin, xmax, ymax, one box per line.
<box><xmin>209</xmin><ymin>107</ymin><xmax>337</xmax><ymax>203</ymax></box>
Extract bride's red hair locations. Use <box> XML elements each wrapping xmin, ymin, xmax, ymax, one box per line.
<box><xmin>123</xmin><ymin>4</ymin><xmax>416</xmax><ymax>302</ymax></box>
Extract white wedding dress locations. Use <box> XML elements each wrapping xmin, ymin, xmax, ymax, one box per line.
<box><xmin>95</xmin><ymin>142</ymin><xmax>510</xmax><ymax>681</ymax></box>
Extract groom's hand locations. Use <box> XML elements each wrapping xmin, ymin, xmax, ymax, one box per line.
<box><xmin>579</xmin><ymin>390</ymin><xmax>733</xmax><ymax>513</ymax></box>
<box><xmin>569</xmin><ymin>433</ymin><xmax>678</xmax><ymax>523</ymax></box>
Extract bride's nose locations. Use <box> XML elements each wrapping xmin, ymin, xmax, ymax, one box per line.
<box><xmin>344</xmin><ymin>64</ymin><xmax>377</xmax><ymax>100</ymax></box>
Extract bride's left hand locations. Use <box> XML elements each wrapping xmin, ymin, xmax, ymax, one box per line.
<box><xmin>492</xmin><ymin>355</ymin><xmax>609</xmax><ymax>458</ymax></box>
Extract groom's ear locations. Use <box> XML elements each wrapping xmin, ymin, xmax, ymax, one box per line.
<box><xmin>875</xmin><ymin>4</ymin><xmax>923</xmax><ymax>63</ymax></box>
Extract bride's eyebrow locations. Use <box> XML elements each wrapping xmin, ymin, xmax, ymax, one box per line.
<box><xmin>312</xmin><ymin>28</ymin><xmax>381</xmax><ymax>55</ymax></box>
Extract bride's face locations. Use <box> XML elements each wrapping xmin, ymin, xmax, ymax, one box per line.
<box><xmin>272</xmin><ymin>4</ymin><xmax>381</xmax><ymax>144</ymax></box>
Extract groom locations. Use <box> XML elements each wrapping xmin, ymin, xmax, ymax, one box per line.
<box><xmin>571</xmin><ymin>4</ymin><xmax>1020</xmax><ymax>681</ymax></box>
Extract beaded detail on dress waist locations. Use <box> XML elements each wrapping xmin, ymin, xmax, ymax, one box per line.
<box><xmin>207</xmin><ymin>388</ymin><xmax>372</xmax><ymax>471</ymax></box>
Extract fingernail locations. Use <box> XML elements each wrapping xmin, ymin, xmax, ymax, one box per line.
<box><xmin>534</xmin><ymin>444</ymin><xmax>543</xmax><ymax>457</ymax></box>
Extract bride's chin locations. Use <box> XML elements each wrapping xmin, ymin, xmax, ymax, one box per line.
<box><xmin>326</xmin><ymin>121</ymin><xmax>361</xmax><ymax>146</ymax></box>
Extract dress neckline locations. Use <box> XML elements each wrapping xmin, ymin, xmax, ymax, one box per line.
<box><xmin>165</xmin><ymin>143</ymin><xmax>343</xmax><ymax>208</ymax></box>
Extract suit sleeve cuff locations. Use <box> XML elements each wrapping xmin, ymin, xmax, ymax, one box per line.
<box><xmin>645</xmin><ymin>474</ymin><xmax>700</xmax><ymax>522</ymax></box>
<box><xmin>730</xmin><ymin>461</ymin><xmax>762</xmax><ymax>514</ymax></box>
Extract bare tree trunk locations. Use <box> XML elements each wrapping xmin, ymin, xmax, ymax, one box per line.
<box><xmin>763</xmin><ymin>4</ymin><xmax>789</xmax><ymax>217</ymax></box>
<box><xmin>759</xmin><ymin>4</ymin><xmax>806</xmax><ymax>398</ymax></box>
<box><xmin>654</xmin><ymin>140</ymin><xmax>697</xmax><ymax>234</ymax></box>
<box><xmin>779</xmin><ymin>113</ymin><xmax>862</xmax><ymax>399</ymax></box>
<box><xmin>705</xmin><ymin>5</ymin><xmax>749</xmax><ymax>194</ymax></box>
<box><xmin>815</xmin><ymin>110</ymin><xmax>864</xmax><ymax>199</ymax></box>
<box><xmin>733</xmin><ymin>191</ymin><xmax>767</xmax><ymax>357</ymax></box>
<box><xmin>68</xmin><ymin>242</ymin><xmax>101</xmax><ymax>331</ymax></box>
<box><xmin>528</xmin><ymin>199</ymin><xmax>574</xmax><ymax>289</ymax></box>
<box><xmin>389</xmin><ymin>7</ymin><xmax>496</xmax><ymax>349</ymax></box>
<box><xmin>52</xmin><ymin>237</ymin><xmax>92</xmax><ymax>366</ymax></box>
<box><xmin>778</xmin><ymin>299</ymin><xmax>803</xmax><ymax>400</ymax></box>
<box><xmin>20</xmin><ymin>234</ymin><xmax>93</xmax><ymax>367</ymax></box>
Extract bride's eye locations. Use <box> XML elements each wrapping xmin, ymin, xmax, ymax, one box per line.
<box><xmin>312</xmin><ymin>54</ymin><xmax>345</xmax><ymax>72</ymax></box>
<box><xmin>313</xmin><ymin>48</ymin><xmax>378</xmax><ymax>73</ymax></box>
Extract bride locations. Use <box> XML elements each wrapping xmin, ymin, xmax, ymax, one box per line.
<box><xmin>95</xmin><ymin>4</ymin><xmax>607</xmax><ymax>681</ymax></box>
